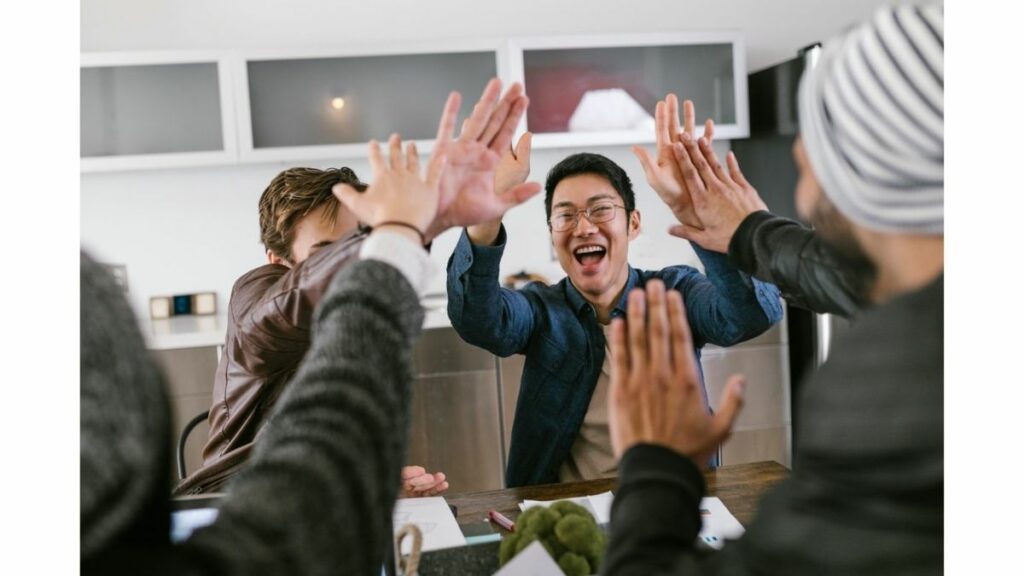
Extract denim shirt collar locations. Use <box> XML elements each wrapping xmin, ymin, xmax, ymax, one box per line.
<box><xmin>563</xmin><ymin>266</ymin><xmax>640</xmax><ymax>321</ymax></box>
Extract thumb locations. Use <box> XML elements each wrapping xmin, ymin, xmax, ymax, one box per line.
<box><xmin>711</xmin><ymin>375</ymin><xmax>746</xmax><ymax>439</ymax></box>
<box><xmin>332</xmin><ymin>183</ymin><xmax>362</xmax><ymax>211</ymax></box>
<box><xmin>669</xmin><ymin>223</ymin><xmax>701</xmax><ymax>242</ymax></box>
<box><xmin>502</xmin><ymin>181</ymin><xmax>542</xmax><ymax>207</ymax></box>
<box><xmin>632</xmin><ymin>145</ymin><xmax>657</xmax><ymax>177</ymax></box>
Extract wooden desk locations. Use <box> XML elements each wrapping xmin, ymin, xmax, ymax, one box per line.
<box><xmin>447</xmin><ymin>460</ymin><xmax>788</xmax><ymax>529</ymax></box>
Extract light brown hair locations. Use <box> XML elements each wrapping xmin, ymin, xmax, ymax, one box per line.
<box><xmin>258</xmin><ymin>167</ymin><xmax>367</xmax><ymax>263</ymax></box>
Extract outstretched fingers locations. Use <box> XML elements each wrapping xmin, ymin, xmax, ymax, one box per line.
<box><xmin>388</xmin><ymin>133</ymin><xmax>403</xmax><ymax>171</ymax></box>
<box><xmin>682</xmin><ymin>98</ymin><xmax>695</xmax><ymax>137</ymax></box>
<box><xmin>698</xmin><ymin>137</ymin><xmax>730</xmax><ymax>183</ymax></box>
<box><xmin>405</xmin><ymin>141</ymin><xmax>420</xmax><ymax>174</ymax></box>
<box><xmin>488</xmin><ymin>93</ymin><xmax>528</xmax><ymax>154</ymax></box>
<box><xmin>480</xmin><ymin>83</ymin><xmax>524</xmax><ymax>149</ymax></box>
<box><xmin>609</xmin><ymin>317</ymin><xmax>629</xmax><ymax>391</ymax></box>
<box><xmin>666</xmin><ymin>290</ymin><xmax>698</xmax><ymax>387</ymax></box>
<box><xmin>513</xmin><ymin>131</ymin><xmax>533</xmax><ymax>160</ymax></box>
<box><xmin>703</xmin><ymin>118</ymin><xmax>715</xmax><ymax>143</ymax></box>
<box><xmin>460</xmin><ymin>78</ymin><xmax>502</xmax><ymax>142</ymax></box>
<box><xmin>678</xmin><ymin>135</ymin><xmax>720</xmax><ymax>190</ymax></box>
<box><xmin>655</xmin><ymin>100</ymin><xmax>669</xmax><ymax>151</ymax></box>
<box><xmin>645</xmin><ymin>281</ymin><xmax>671</xmax><ymax>384</ymax></box>
<box><xmin>671</xmin><ymin>140</ymin><xmax>708</xmax><ymax>199</ymax></box>
<box><xmin>626</xmin><ymin>288</ymin><xmax>648</xmax><ymax>390</ymax></box>
<box><xmin>367</xmin><ymin>139</ymin><xmax>386</xmax><ymax>176</ymax></box>
<box><xmin>434</xmin><ymin>91</ymin><xmax>462</xmax><ymax>148</ymax></box>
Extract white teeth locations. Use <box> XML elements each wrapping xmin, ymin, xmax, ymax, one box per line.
<box><xmin>574</xmin><ymin>245</ymin><xmax>605</xmax><ymax>255</ymax></box>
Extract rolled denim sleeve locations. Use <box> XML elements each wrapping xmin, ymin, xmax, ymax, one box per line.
<box><xmin>681</xmin><ymin>243</ymin><xmax>783</xmax><ymax>347</ymax></box>
<box><xmin>446</xmin><ymin>226</ymin><xmax>535</xmax><ymax>356</ymax></box>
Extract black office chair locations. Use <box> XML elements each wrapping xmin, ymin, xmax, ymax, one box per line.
<box><xmin>177</xmin><ymin>409</ymin><xmax>210</xmax><ymax>480</ymax></box>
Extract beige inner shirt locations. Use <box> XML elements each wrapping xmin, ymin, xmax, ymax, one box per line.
<box><xmin>558</xmin><ymin>323</ymin><xmax>618</xmax><ymax>482</ymax></box>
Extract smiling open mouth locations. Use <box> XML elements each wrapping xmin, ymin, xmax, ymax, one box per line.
<box><xmin>574</xmin><ymin>245</ymin><xmax>607</xmax><ymax>266</ymax></box>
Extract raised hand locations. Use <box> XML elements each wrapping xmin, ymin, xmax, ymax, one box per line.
<box><xmin>466</xmin><ymin>132</ymin><xmax>533</xmax><ymax>245</ymax></box>
<box><xmin>608</xmin><ymin>279</ymin><xmax>745</xmax><ymax>466</ymax></box>
<box><xmin>632</xmin><ymin>95</ymin><xmax>712</xmax><ymax>230</ymax></box>
<box><xmin>495</xmin><ymin>132</ymin><xmax>533</xmax><ymax>198</ymax></box>
<box><xmin>332</xmin><ymin>133</ymin><xmax>445</xmax><ymax>241</ymax></box>
<box><xmin>668</xmin><ymin>134</ymin><xmax>768</xmax><ymax>253</ymax></box>
<box><xmin>425</xmin><ymin>79</ymin><xmax>542</xmax><ymax>241</ymax></box>
<box><xmin>400</xmin><ymin>465</ymin><xmax>449</xmax><ymax>498</ymax></box>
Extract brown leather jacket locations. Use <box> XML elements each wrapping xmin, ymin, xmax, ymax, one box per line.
<box><xmin>174</xmin><ymin>229</ymin><xmax>369</xmax><ymax>495</ymax></box>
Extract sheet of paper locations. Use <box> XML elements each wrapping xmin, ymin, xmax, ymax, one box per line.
<box><xmin>392</xmin><ymin>496</ymin><xmax>467</xmax><ymax>554</ymax></box>
<box><xmin>492</xmin><ymin>540</ymin><xmax>565</xmax><ymax>576</ymax></box>
<box><xmin>519</xmin><ymin>493</ymin><xmax>745</xmax><ymax>550</ymax></box>
<box><xmin>520</xmin><ymin>490</ymin><xmax>614</xmax><ymax>524</ymax></box>
<box><xmin>170</xmin><ymin>507</ymin><xmax>219</xmax><ymax>543</ymax></box>
<box><xmin>697</xmin><ymin>496</ymin><xmax>745</xmax><ymax>549</ymax></box>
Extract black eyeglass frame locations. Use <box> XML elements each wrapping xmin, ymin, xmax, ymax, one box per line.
<box><xmin>548</xmin><ymin>201</ymin><xmax>627</xmax><ymax>232</ymax></box>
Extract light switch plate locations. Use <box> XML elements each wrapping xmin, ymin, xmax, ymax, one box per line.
<box><xmin>150</xmin><ymin>296</ymin><xmax>171</xmax><ymax>319</ymax></box>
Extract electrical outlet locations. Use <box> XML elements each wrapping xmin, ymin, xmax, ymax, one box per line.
<box><xmin>104</xmin><ymin>263</ymin><xmax>129</xmax><ymax>293</ymax></box>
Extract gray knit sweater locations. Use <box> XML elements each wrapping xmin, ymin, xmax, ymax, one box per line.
<box><xmin>81</xmin><ymin>252</ymin><xmax>424</xmax><ymax>575</ymax></box>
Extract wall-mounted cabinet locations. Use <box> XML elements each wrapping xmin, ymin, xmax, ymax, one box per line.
<box><xmin>80</xmin><ymin>32</ymin><xmax>748</xmax><ymax>171</ymax></box>
<box><xmin>509</xmin><ymin>32</ymin><xmax>748</xmax><ymax>149</ymax></box>
<box><xmin>235</xmin><ymin>43</ymin><xmax>502</xmax><ymax>163</ymax></box>
<box><xmin>80</xmin><ymin>53</ymin><xmax>237</xmax><ymax>173</ymax></box>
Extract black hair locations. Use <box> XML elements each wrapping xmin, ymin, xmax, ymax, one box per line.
<box><xmin>544</xmin><ymin>153</ymin><xmax>635</xmax><ymax>221</ymax></box>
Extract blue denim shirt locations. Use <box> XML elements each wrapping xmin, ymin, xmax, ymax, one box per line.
<box><xmin>447</xmin><ymin>226</ymin><xmax>783</xmax><ymax>487</ymax></box>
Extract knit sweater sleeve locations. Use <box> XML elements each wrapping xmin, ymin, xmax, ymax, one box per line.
<box><xmin>182</xmin><ymin>259</ymin><xmax>424</xmax><ymax>576</ymax></box>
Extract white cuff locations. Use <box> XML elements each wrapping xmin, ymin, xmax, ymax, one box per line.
<box><xmin>359</xmin><ymin>230</ymin><xmax>436</xmax><ymax>297</ymax></box>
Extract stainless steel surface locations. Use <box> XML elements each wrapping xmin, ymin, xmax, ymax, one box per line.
<box><xmin>815</xmin><ymin>313</ymin><xmax>832</xmax><ymax>366</ymax></box>
<box><xmin>498</xmin><ymin>354</ymin><xmax>526</xmax><ymax>464</ymax></box>
<box><xmin>407</xmin><ymin>328</ymin><xmax>505</xmax><ymax>493</ymax></box>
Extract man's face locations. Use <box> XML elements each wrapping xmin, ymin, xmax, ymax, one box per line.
<box><xmin>269</xmin><ymin>203</ymin><xmax>359</xmax><ymax>266</ymax></box>
<box><xmin>793</xmin><ymin>137</ymin><xmax>877</xmax><ymax>287</ymax></box>
<box><xmin>549</xmin><ymin>173</ymin><xmax>640</xmax><ymax>304</ymax></box>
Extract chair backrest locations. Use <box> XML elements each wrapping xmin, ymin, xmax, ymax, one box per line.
<box><xmin>177</xmin><ymin>409</ymin><xmax>210</xmax><ymax>481</ymax></box>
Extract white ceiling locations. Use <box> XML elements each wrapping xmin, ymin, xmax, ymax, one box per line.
<box><xmin>81</xmin><ymin>0</ymin><xmax>893</xmax><ymax>72</ymax></box>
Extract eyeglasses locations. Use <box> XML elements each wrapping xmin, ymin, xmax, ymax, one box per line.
<box><xmin>548</xmin><ymin>201</ymin><xmax>626</xmax><ymax>232</ymax></box>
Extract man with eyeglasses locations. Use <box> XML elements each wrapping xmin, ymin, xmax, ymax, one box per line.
<box><xmin>447</xmin><ymin>147</ymin><xmax>783</xmax><ymax>487</ymax></box>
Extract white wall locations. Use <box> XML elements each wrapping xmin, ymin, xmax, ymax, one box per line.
<box><xmin>80</xmin><ymin>0</ymin><xmax>891</xmax><ymax>318</ymax></box>
<box><xmin>82</xmin><ymin>0</ymin><xmax>888</xmax><ymax>73</ymax></box>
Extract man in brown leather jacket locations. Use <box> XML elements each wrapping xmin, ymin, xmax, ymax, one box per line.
<box><xmin>176</xmin><ymin>79</ymin><xmax>535</xmax><ymax>496</ymax></box>
<box><xmin>174</xmin><ymin>166</ymin><xmax>449</xmax><ymax>496</ymax></box>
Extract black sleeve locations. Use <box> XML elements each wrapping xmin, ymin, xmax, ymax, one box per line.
<box><xmin>604</xmin><ymin>445</ymin><xmax>706</xmax><ymax>576</ymax></box>
<box><xmin>728</xmin><ymin>211</ymin><xmax>866</xmax><ymax>317</ymax></box>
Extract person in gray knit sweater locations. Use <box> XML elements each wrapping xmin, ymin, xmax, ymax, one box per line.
<box><xmin>81</xmin><ymin>82</ymin><xmax>542</xmax><ymax>574</ymax></box>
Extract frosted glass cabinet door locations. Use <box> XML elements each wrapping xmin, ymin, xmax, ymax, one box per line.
<box><xmin>242</xmin><ymin>51</ymin><xmax>497</xmax><ymax>158</ymax></box>
<box><xmin>511</xmin><ymin>34</ymin><xmax>748</xmax><ymax>147</ymax></box>
<box><xmin>81</xmin><ymin>63</ymin><xmax>225</xmax><ymax>158</ymax></box>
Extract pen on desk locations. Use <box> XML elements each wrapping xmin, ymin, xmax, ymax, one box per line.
<box><xmin>488</xmin><ymin>510</ymin><xmax>516</xmax><ymax>532</ymax></box>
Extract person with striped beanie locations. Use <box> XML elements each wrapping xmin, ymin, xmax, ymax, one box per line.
<box><xmin>604</xmin><ymin>3</ymin><xmax>944</xmax><ymax>575</ymax></box>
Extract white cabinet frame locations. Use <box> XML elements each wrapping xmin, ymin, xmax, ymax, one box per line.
<box><xmin>507</xmin><ymin>31</ymin><xmax>749</xmax><ymax>149</ymax></box>
<box><xmin>80</xmin><ymin>51</ymin><xmax>239</xmax><ymax>173</ymax></box>
<box><xmin>233</xmin><ymin>40</ymin><xmax>508</xmax><ymax>164</ymax></box>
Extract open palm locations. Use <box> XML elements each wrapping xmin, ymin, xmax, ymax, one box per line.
<box><xmin>425</xmin><ymin>79</ymin><xmax>540</xmax><ymax>240</ymax></box>
<box><xmin>633</xmin><ymin>95</ymin><xmax>714</xmax><ymax>230</ymax></box>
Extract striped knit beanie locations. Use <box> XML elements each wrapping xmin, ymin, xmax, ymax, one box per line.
<box><xmin>798</xmin><ymin>2</ymin><xmax>944</xmax><ymax>234</ymax></box>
